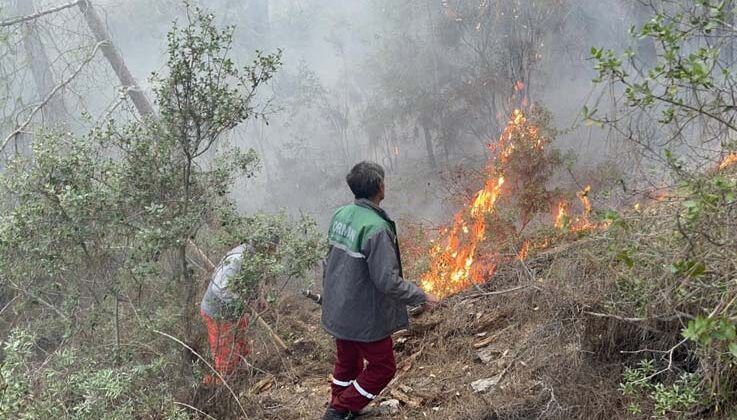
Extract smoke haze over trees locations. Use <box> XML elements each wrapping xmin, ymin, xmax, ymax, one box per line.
<box><xmin>2</xmin><ymin>1</ymin><xmax>737</xmax><ymax>419</ymax></box>
<box><xmin>1</xmin><ymin>0</ymin><xmax>646</xmax><ymax>222</ymax></box>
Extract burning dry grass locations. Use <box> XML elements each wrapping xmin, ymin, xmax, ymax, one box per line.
<box><xmin>389</xmin><ymin>184</ymin><xmax>734</xmax><ymax>419</ymax></box>
<box><xmin>719</xmin><ymin>152</ymin><xmax>737</xmax><ymax>171</ymax></box>
<box><xmin>193</xmin><ymin>168</ymin><xmax>735</xmax><ymax>419</ymax></box>
<box><xmin>201</xmin><ymin>232</ymin><xmax>630</xmax><ymax>419</ymax></box>
<box><xmin>420</xmin><ymin>110</ymin><xmax>529</xmax><ymax>299</ymax></box>
<box><xmin>419</xmin><ymin>107</ymin><xmax>607</xmax><ymax>301</ymax></box>
<box><xmin>189</xmin><ymin>160</ymin><xmax>737</xmax><ymax>419</ymax></box>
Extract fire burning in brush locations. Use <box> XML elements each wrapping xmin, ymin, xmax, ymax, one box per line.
<box><xmin>554</xmin><ymin>200</ymin><xmax>569</xmax><ymax>229</ymax></box>
<box><xmin>553</xmin><ymin>185</ymin><xmax>610</xmax><ymax>233</ymax></box>
<box><xmin>420</xmin><ymin>109</ymin><xmax>538</xmax><ymax>298</ymax></box>
<box><xmin>419</xmin><ymin>107</ymin><xmax>608</xmax><ymax>299</ymax></box>
<box><xmin>516</xmin><ymin>241</ymin><xmax>530</xmax><ymax>261</ymax></box>
<box><xmin>719</xmin><ymin>152</ymin><xmax>737</xmax><ymax>170</ymax></box>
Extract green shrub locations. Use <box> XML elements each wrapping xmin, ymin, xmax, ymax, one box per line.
<box><xmin>621</xmin><ymin>359</ymin><xmax>703</xmax><ymax>418</ymax></box>
<box><xmin>1</xmin><ymin>329</ymin><xmax>189</xmax><ymax>419</ymax></box>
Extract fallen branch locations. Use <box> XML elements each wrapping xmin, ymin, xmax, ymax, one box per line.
<box><xmin>632</xmin><ymin>338</ymin><xmax>689</xmax><ymax>385</ymax></box>
<box><xmin>461</xmin><ymin>284</ymin><xmax>530</xmax><ymax>301</ymax></box>
<box><xmin>473</xmin><ymin>323</ymin><xmax>517</xmax><ymax>348</ymax></box>
<box><xmin>0</xmin><ymin>295</ymin><xmax>18</xmax><ymax>318</ymax></box>
<box><xmin>583</xmin><ymin>311</ymin><xmax>686</xmax><ymax>323</ymax></box>
<box><xmin>382</xmin><ymin>348</ymin><xmax>424</xmax><ymax>395</ymax></box>
<box><xmin>187</xmin><ymin>239</ymin><xmax>216</xmax><ymax>271</ymax></box>
<box><xmin>0</xmin><ymin>0</ymin><xmax>81</xmax><ymax>27</ymax></box>
<box><xmin>78</xmin><ymin>0</ymin><xmax>156</xmax><ymax>117</ymax></box>
<box><xmin>254</xmin><ymin>313</ymin><xmax>288</xmax><ymax>352</ymax></box>
<box><xmin>389</xmin><ymin>388</ymin><xmax>422</xmax><ymax>408</ymax></box>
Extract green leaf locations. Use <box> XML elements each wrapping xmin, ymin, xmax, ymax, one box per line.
<box><xmin>714</xmin><ymin>320</ymin><xmax>736</xmax><ymax>341</ymax></box>
<box><xmin>617</xmin><ymin>251</ymin><xmax>635</xmax><ymax>268</ymax></box>
<box><xmin>682</xmin><ymin>322</ymin><xmax>699</xmax><ymax>341</ymax></box>
<box><xmin>728</xmin><ymin>342</ymin><xmax>737</xmax><ymax>359</ymax></box>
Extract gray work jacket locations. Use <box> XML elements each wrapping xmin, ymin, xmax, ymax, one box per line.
<box><xmin>321</xmin><ymin>199</ymin><xmax>427</xmax><ymax>342</ymax></box>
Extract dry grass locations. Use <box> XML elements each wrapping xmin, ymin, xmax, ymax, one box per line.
<box><xmin>188</xmin><ymin>171</ymin><xmax>737</xmax><ymax>419</ymax></box>
<box><xmin>191</xmin><ymin>237</ymin><xmax>628</xmax><ymax>419</ymax></box>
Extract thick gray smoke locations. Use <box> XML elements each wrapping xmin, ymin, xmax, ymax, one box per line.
<box><xmin>1</xmin><ymin>0</ymin><xmax>640</xmax><ymax>225</ymax></box>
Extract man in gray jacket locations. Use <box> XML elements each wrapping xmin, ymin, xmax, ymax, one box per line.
<box><xmin>322</xmin><ymin>161</ymin><xmax>439</xmax><ymax>420</ymax></box>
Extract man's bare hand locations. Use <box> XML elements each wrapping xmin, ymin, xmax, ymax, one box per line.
<box><xmin>424</xmin><ymin>292</ymin><xmax>440</xmax><ymax>309</ymax></box>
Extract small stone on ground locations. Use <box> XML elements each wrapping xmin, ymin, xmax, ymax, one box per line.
<box><xmin>379</xmin><ymin>399</ymin><xmax>401</xmax><ymax>415</ymax></box>
<box><xmin>471</xmin><ymin>375</ymin><xmax>501</xmax><ymax>393</ymax></box>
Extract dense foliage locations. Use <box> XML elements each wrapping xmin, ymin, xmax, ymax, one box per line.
<box><xmin>588</xmin><ymin>0</ymin><xmax>737</xmax><ymax>417</ymax></box>
<box><xmin>0</xmin><ymin>7</ymin><xmax>322</xmax><ymax>418</ymax></box>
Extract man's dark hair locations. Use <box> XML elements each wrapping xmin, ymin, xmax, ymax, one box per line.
<box><xmin>346</xmin><ymin>161</ymin><xmax>385</xmax><ymax>199</ymax></box>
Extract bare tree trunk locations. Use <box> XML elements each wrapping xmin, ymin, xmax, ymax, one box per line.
<box><xmin>441</xmin><ymin>129</ymin><xmax>450</xmax><ymax>162</ymax></box>
<box><xmin>384</xmin><ymin>126</ymin><xmax>398</xmax><ymax>172</ymax></box>
<box><xmin>420</xmin><ymin>120</ymin><xmax>437</xmax><ymax>170</ymax></box>
<box><xmin>179</xmin><ymin>159</ymin><xmax>197</xmax><ymax>377</ymax></box>
<box><xmin>14</xmin><ymin>0</ymin><xmax>65</xmax><ymax>127</ymax></box>
<box><xmin>78</xmin><ymin>0</ymin><xmax>155</xmax><ymax>117</ymax></box>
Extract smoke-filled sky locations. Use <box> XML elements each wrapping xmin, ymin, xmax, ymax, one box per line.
<box><xmin>2</xmin><ymin>0</ymin><xmax>641</xmax><ymax>225</ymax></box>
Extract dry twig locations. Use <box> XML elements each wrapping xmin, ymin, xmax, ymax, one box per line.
<box><xmin>0</xmin><ymin>0</ymin><xmax>82</xmax><ymax>27</ymax></box>
<box><xmin>154</xmin><ymin>329</ymin><xmax>249</xmax><ymax>419</ymax></box>
<box><xmin>173</xmin><ymin>401</ymin><xmax>220</xmax><ymax>420</ymax></box>
<box><xmin>462</xmin><ymin>284</ymin><xmax>530</xmax><ymax>301</ymax></box>
<box><xmin>1</xmin><ymin>42</ymin><xmax>104</xmax><ymax>154</ymax></box>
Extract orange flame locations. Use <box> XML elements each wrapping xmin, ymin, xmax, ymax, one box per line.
<box><xmin>421</xmin><ymin>109</ymin><xmax>534</xmax><ymax>298</ymax></box>
<box><xmin>577</xmin><ymin>185</ymin><xmax>592</xmax><ymax>216</ymax></box>
<box><xmin>572</xmin><ymin>185</ymin><xmax>593</xmax><ymax>231</ymax></box>
<box><xmin>419</xmin><ymin>109</ymin><xmax>608</xmax><ymax>298</ymax></box>
<box><xmin>553</xmin><ymin>185</ymin><xmax>608</xmax><ymax>233</ymax></box>
<box><xmin>554</xmin><ymin>201</ymin><xmax>569</xmax><ymax>229</ymax></box>
<box><xmin>719</xmin><ymin>152</ymin><xmax>737</xmax><ymax>170</ymax></box>
<box><xmin>517</xmin><ymin>241</ymin><xmax>530</xmax><ymax>261</ymax></box>
<box><xmin>650</xmin><ymin>189</ymin><xmax>670</xmax><ymax>202</ymax></box>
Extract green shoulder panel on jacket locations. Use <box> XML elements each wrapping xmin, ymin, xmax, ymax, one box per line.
<box><xmin>328</xmin><ymin>204</ymin><xmax>393</xmax><ymax>255</ymax></box>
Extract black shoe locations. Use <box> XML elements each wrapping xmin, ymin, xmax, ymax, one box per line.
<box><xmin>322</xmin><ymin>406</ymin><xmax>360</xmax><ymax>420</ymax></box>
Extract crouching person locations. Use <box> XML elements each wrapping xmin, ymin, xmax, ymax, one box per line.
<box><xmin>322</xmin><ymin>162</ymin><xmax>438</xmax><ymax>419</ymax></box>
<box><xmin>200</xmin><ymin>239</ymin><xmax>276</xmax><ymax>385</ymax></box>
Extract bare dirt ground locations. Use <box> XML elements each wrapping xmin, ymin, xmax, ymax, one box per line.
<box><xmin>192</xmin><ymin>236</ymin><xmax>636</xmax><ymax>419</ymax></box>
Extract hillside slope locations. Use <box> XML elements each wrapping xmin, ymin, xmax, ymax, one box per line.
<box><xmin>196</xmin><ymin>167</ymin><xmax>736</xmax><ymax>419</ymax></box>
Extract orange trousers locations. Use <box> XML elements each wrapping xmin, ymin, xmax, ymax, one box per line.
<box><xmin>200</xmin><ymin>310</ymin><xmax>250</xmax><ymax>377</ymax></box>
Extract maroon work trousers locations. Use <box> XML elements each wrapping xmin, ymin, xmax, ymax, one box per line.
<box><xmin>330</xmin><ymin>336</ymin><xmax>396</xmax><ymax>412</ymax></box>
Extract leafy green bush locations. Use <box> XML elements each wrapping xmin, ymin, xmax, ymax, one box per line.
<box><xmin>621</xmin><ymin>359</ymin><xmax>702</xmax><ymax>418</ymax></box>
<box><xmin>599</xmin><ymin>164</ymin><xmax>737</xmax><ymax>416</ymax></box>
<box><xmin>1</xmin><ymin>329</ymin><xmax>188</xmax><ymax>420</ymax></box>
<box><xmin>587</xmin><ymin>2</ymin><xmax>737</xmax><ymax>414</ymax></box>
<box><xmin>0</xmin><ymin>5</ymin><xmax>317</xmax><ymax>418</ymax></box>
